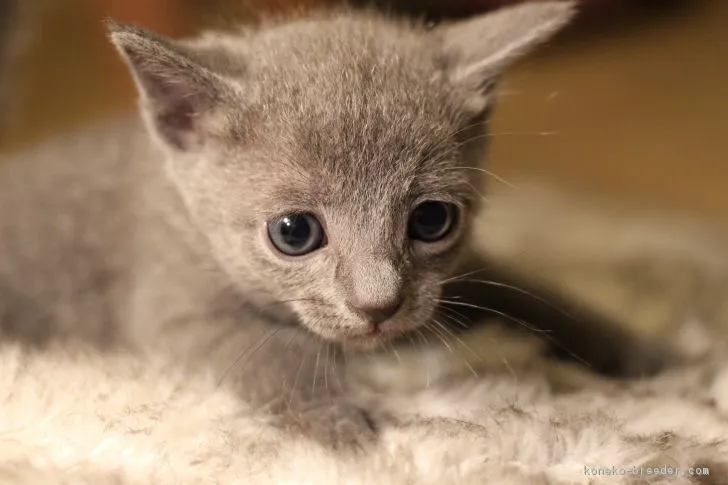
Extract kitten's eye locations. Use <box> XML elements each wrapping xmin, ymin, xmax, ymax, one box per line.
<box><xmin>408</xmin><ymin>201</ymin><xmax>457</xmax><ymax>242</ymax></box>
<box><xmin>267</xmin><ymin>213</ymin><xmax>325</xmax><ymax>256</ymax></box>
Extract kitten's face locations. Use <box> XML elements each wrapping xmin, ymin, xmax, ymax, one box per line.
<box><xmin>169</xmin><ymin>33</ymin><xmax>479</xmax><ymax>347</ymax></box>
<box><xmin>110</xmin><ymin>3</ymin><xmax>574</xmax><ymax>347</ymax></box>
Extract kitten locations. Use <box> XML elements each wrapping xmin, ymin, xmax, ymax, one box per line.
<box><xmin>0</xmin><ymin>1</ymin><xmax>654</xmax><ymax>448</ymax></box>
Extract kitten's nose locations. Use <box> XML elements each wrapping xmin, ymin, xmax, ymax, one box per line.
<box><xmin>342</xmin><ymin>259</ymin><xmax>403</xmax><ymax>326</ymax></box>
<box><xmin>348</xmin><ymin>297</ymin><xmax>403</xmax><ymax>326</ymax></box>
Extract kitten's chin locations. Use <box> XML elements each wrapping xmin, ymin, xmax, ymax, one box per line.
<box><xmin>316</xmin><ymin>323</ymin><xmax>415</xmax><ymax>351</ymax></box>
<box><xmin>342</xmin><ymin>332</ymin><xmax>399</xmax><ymax>351</ymax></box>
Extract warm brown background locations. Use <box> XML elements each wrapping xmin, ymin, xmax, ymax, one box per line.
<box><xmin>3</xmin><ymin>0</ymin><xmax>727</xmax><ymax>221</ymax></box>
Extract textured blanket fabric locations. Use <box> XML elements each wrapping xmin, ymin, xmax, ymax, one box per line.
<box><xmin>2</xmin><ymin>187</ymin><xmax>728</xmax><ymax>485</ymax></box>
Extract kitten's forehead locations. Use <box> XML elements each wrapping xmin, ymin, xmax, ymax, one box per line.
<box><xmin>237</xmin><ymin>15</ymin><xmax>468</xmax><ymax>203</ymax></box>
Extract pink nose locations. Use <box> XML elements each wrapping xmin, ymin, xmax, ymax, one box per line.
<box><xmin>347</xmin><ymin>297</ymin><xmax>403</xmax><ymax>325</ymax></box>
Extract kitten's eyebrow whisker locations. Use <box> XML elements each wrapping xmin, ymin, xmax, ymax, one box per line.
<box><xmin>444</xmin><ymin>166</ymin><xmax>518</xmax><ymax>189</ymax></box>
<box><xmin>450</xmin><ymin>131</ymin><xmax>558</xmax><ymax>165</ymax></box>
<box><xmin>489</xmin><ymin>130</ymin><xmax>558</xmax><ymax>137</ymax></box>
<box><xmin>465</xmin><ymin>181</ymin><xmax>489</xmax><ymax>203</ymax></box>
<box><xmin>449</xmin><ymin>118</ymin><xmax>491</xmax><ymax>139</ymax></box>
<box><xmin>418</xmin><ymin>119</ymin><xmax>536</xmax><ymax>164</ymax></box>
<box><xmin>455</xmin><ymin>130</ymin><xmax>557</xmax><ymax>149</ymax></box>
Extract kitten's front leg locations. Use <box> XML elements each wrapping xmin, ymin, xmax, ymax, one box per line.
<box><xmin>128</xmin><ymin>281</ymin><xmax>383</xmax><ymax>450</ymax></box>
<box><xmin>154</xmin><ymin>314</ymin><xmax>383</xmax><ymax>450</ymax></box>
<box><xmin>277</xmin><ymin>395</ymin><xmax>382</xmax><ymax>451</ymax></box>
<box><xmin>444</xmin><ymin>251</ymin><xmax>674</xmax><ymax>378</ymax></box>
<box><xmin>247</xmin><ymin>333</ymin><xmax>384</xmax><ymax>451</ymax></box>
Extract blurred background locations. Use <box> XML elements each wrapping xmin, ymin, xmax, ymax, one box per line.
<box><xmin>0</xmin><ymin>0</ymin><xmax>726</xmax><ymax>220</ymax></box>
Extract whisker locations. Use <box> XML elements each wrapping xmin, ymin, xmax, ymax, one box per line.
<box><xmin>383</xmin><ymin>340</ymin><xmax>404</xmax><ymax>366</ymax></box>
<box><xmin>287</xmin><ymin>342</ymin><xmax>310</xmax><ymax>408</ymax></box>
<box><xmin>442</xmin><ymin>166</ymin><xmax>518</xmax><ymax>189</ymax></box>
<box><xmin>438</xmin><ymin>298</ymin><xmax>590</xmax><ymax>369</ymax></box>
<box><xmin>391</xmin><ymin>344</ymin><xmax>403</xmax><ymax>366</ymax></box>
<box><xmin>414</xmin><ymin>328</ymin><xmax>430</xmax><ymax>346</ymax></box>
<box><xmin>426</xmin><ymin>320</ymin><xmax>454</xmax><ymax>354</ymax></box>
<box><xmin>448</xmin><ymin>118</ymin><xmax>491</xmax><ymax>139</ymax></box>
<box><xmin>331</xmin><ymin>349</ymin><xmax>345</xmax><ymax>396</ymax></box>
<box><xmin>414</xmin><ymin>328</ymin><xmax>432</xmax><ymax>388</ymax></box>
<box><xmin>431</xmin><ymin>317</ymin><xmax>480</xmax><ymax>378</ymax></box>
<box><xmin>312</xmin><ymin>340</ymin><xmax>324</xmax><ymax>395</ymax></box>
<box><xmin>437</xmin><ymin>310</ymin><xmax>519</xmax><ymax>383</ymax></box>
<box><xmin>405</xmin><ymin>333</ymin><xmax>418</xmax><ymax>349</ymax></box>
<box><xmin>256</xmin><ymin>297</ymin><xmax>325</xmax><ymax>312</ymax></box>
<box><xmin>465</xmin><ymin>180</ymin><xmax>489</xmax><ymax>203</ymax></box>
<box><xmin>437</xmin><ymin>298</ymin><xmax>546</xmax><ymax>333</ymax></box>
<box><xmin>279</xmin><ymin>327</ymin><xmax>304</xmax><ymax>405</ymax></box>
<box><xmin>451</xmin><ymin>278</ymin><xmax>575</xmax><ymax>318</ymax></box>
<box><xmin>415</xmin><ymin>119</ymin><xmax>553</xmax><ymax>169</ymax></box>
<box><xmin>437</xmin><ymin>261</ymin><xmax>512</xmax><ymax>285</ymax></box>
<box><xmin>437</xmin><ymin>305</ymin><xmax>471</xmax><ymax>329</ymax></box>
<box><xmin>454</xmin><ymin>131</ymin><xmax>557</xmax><ymax>151</ymax></box>
<box><xmin>324</xmin><ymin>341</ymin><xmax>331</xmax><ymax>394</ymax></box>
<box><xmin>217</xmin><ymin>326</ymin><xmax>282</xmax><ymax>387</ymax></box>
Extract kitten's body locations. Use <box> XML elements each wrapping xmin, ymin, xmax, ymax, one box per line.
<box><xmin>0</xmin><ymin>2</ymin><xmax>659</xmax><ymax>448</ymax></box>
<box><xmin>0</xmin><ymin>117</ymin><xmax>324</xmax><ymax>404</ymax></box>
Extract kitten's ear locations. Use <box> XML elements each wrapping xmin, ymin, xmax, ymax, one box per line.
<box><xmin>434</xmin><ymin>1</ymin><xmax>576</xmax><ymax>113</ymax></box>
<box><xmin>107</xmin><ymin>21</ymin><xmax>234</xmax><ymax>152</ymax></box>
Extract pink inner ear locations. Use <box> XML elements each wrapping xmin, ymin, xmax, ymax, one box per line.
<box><xmin>114</xmin><ymin>33</ymin><xmax>219</xmax><ymax>152</ymax></box>
<box><xmin>149</xmin><ymin>77</ymin><xmax>204</xmax><ymax>151</ymax></box>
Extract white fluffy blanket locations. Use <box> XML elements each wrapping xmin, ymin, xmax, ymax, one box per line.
<box><xmin>3</xmin><ymin>188</ymin><xmax>728</xmax><ymax>485</ymax></box>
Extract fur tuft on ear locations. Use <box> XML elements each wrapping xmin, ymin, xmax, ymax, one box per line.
<box><xmin>435</xmin><ymin>1</ymin><xmax>576</xmax><ymax>114</ymax></box>
<box><xmin>107</xmin><ymin>20</ymin><xmax>233</xmax><ymax>152</ymax></box>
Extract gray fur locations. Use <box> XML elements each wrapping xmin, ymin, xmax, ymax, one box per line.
<box><xmin>0</xmin><ymin>2</ymin><xmax>575</xmax><ymax>448</ymax></box>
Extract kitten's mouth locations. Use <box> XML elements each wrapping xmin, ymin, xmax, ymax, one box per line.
<box><xmin>340</xmin><ymin>322</ymin><xmax>412</xmax><ymax>349</ymax></box>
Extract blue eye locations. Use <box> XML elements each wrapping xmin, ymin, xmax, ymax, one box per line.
<box><xmin>408</xmin><ymin>201</ymin><xmax>457</xmax><ymax>242</ymax></box>
<box><xmin>267</xmin><ymin>213</ymin><xmax>326</xmax><ymax>256</ymax></box>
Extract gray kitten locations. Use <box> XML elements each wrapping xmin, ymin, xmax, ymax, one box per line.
<box><xmin>0</xmin><ymin>2</ymin><xmax>604</xmax><ymax>448</ymax></box>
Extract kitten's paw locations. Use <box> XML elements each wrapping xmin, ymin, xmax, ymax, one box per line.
<box><xmin>283</xmin><ymin>399</ymin><xmax>383</xmax><ymax>451</ymax></box>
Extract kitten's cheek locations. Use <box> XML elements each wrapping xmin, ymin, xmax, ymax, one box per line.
<box><xmin>418</xmin><ymin>283</ymin><xmax>444</xmax><ymax>322</ymax></box>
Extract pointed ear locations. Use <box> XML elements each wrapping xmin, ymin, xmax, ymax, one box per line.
<box><xmin>107</xmin><ymin>21</ymin><xmax>234</xmax><ymax>152</ymax></box>
<box><xmin>434</xmin><ymin>1</ymin><xmax>576</xmax><ymax>114</ymax></box>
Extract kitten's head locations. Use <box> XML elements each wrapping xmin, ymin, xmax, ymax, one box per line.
<box><xmin>109</xmin><ymin>2</ymin><xmax>574</xmax><ymax>348</ymax></box>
